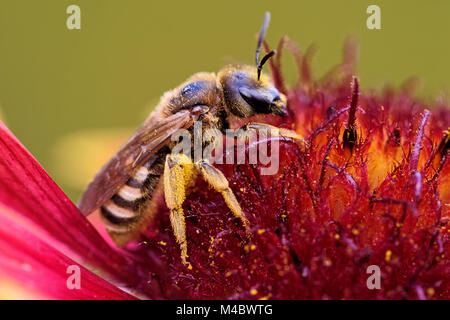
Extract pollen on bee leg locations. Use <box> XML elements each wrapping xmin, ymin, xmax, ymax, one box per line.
<box><xmin>169</xmin><ymin>207</ymin><xmax>189</xmax><ymax>265</ymax></box>
<box><xmin>164</xmin><ymin>153</ymin><xmax>194</xmax><ymax>266</ymax></box>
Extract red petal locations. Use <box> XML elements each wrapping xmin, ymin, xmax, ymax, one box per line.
<box><xmin>0</xmin><ymin>121</ymin><xmax>164</xmax><ymax>298</ymax></box>
<box><xmin>0</xmin><ymin>214</ymin><xmax>135</xmax><ymax>299</ymax></box>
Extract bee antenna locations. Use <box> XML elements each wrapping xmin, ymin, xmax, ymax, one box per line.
<box><xmin>257</xmin><ymin>50</ymin><xmax>276</xmax><ymax>80</ymax></box>
<box><xmin>256</xmin><ymin>12</ymin><xmax>272</xmax><ymax>78</ymax></box>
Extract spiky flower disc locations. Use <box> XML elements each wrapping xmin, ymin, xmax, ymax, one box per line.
<box><xmin>126</xmin><ymin>40</ymin><xmax>449</xmax><ymax>300</ymax></box>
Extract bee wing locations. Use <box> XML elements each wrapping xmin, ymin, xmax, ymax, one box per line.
<box><xmin>78</xmin><ymin>110</ymin><xmax>196</xmax><ymax>215</ymax></box>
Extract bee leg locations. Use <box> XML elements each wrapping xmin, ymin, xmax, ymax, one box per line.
<box><xmin>164</xmin><ymin>153</ymin><xmax>194</xmax><ymax>266</ymax></box>
<box><xmin>194</xmin><ymin>159</ymin><xmax>250</xmax><ymax>233</ymax></box>
<box><xmin>239</xmin><ymin>122</ymin><xmax>306</xmax><ymax>145</ymax></box>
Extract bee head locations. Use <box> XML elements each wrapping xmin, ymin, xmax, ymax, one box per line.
<box><xmin>219</xmin><ymin>12</ymin><xmax>287</xmax><ymax>118</ymax></box>
<box><xmin>219</xmin><ymin>67</ymin><xmax>287</xmax><ymax>118</ymax></box>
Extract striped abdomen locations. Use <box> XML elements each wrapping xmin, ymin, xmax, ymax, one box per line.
<box><xmin>100</xmin><ymin>149</ymin><xmax>167</xmax><ymax>233</ymax></box>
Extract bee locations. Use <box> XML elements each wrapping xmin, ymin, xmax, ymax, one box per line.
<box><xmin>79</xmin><ymin>12</ymin><xmax>301</xmax><ymax>265</ymax></box>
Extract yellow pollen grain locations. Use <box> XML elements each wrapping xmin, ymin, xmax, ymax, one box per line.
<box><xmin>334</xmin><ymin>234</ymin><xmax>340</xmax><ymax>240</ymax></box>
<box><xmin>427</xmin><ymin>288</ymin><xmax>435</xmax><ymax>297</ymax></box>
<box><xmin>239</xmin><ymin>188</ymin><xmax>244</xmax><ymax>192</ymax></box>
<box><xmin>352</xmin><ymin>229</ymin><xmax>359</xmax><ymax>235</ymax></box>
<box><xmin>158</xmin><ymin>241</ymin><xmax>167</xmax><ymax>246</ymax></box>
<box><xmin>250</xmin><ymin>244</ymin><xmax>256</xmax><ymax>251</ymax></box>
<box><xmin>187</xmin><ymin>264</ymin><xmax>193</xmax><ymax>270</ymax></box>
<box><xmin>257</xmin><ymin>229</ymin><xmax>266</xmax><ymax>235</ymax></box>
<box><xmin>250</xmin><ymin>289</ymin><xmax>258</xmax><ymax>296</ymax></box>
<box><xmin>323</xmin><ymin>259</ymin><xmax>332</xmax><ymax>267</ymax></box>
<box><xmin>385</xmin><ymin>250</ymin><xmax>392</xmax><ymax>262</ymax></box>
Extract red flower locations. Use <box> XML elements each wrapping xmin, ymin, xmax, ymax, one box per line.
<box><xmin>0</xmin><ymin>122</ymin><xmax>176</xmax><ymax>299</ymax></box>
<box><xmin>0</xmin><ymin>40</ymin><xmax>448</xmax><ymax>299</ymax></box>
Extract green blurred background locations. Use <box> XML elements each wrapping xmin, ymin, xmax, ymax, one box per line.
<box><xmin>0</xmin><ymin>0</ymin><xmax>449</xmax><ymax>201</ymax></box>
